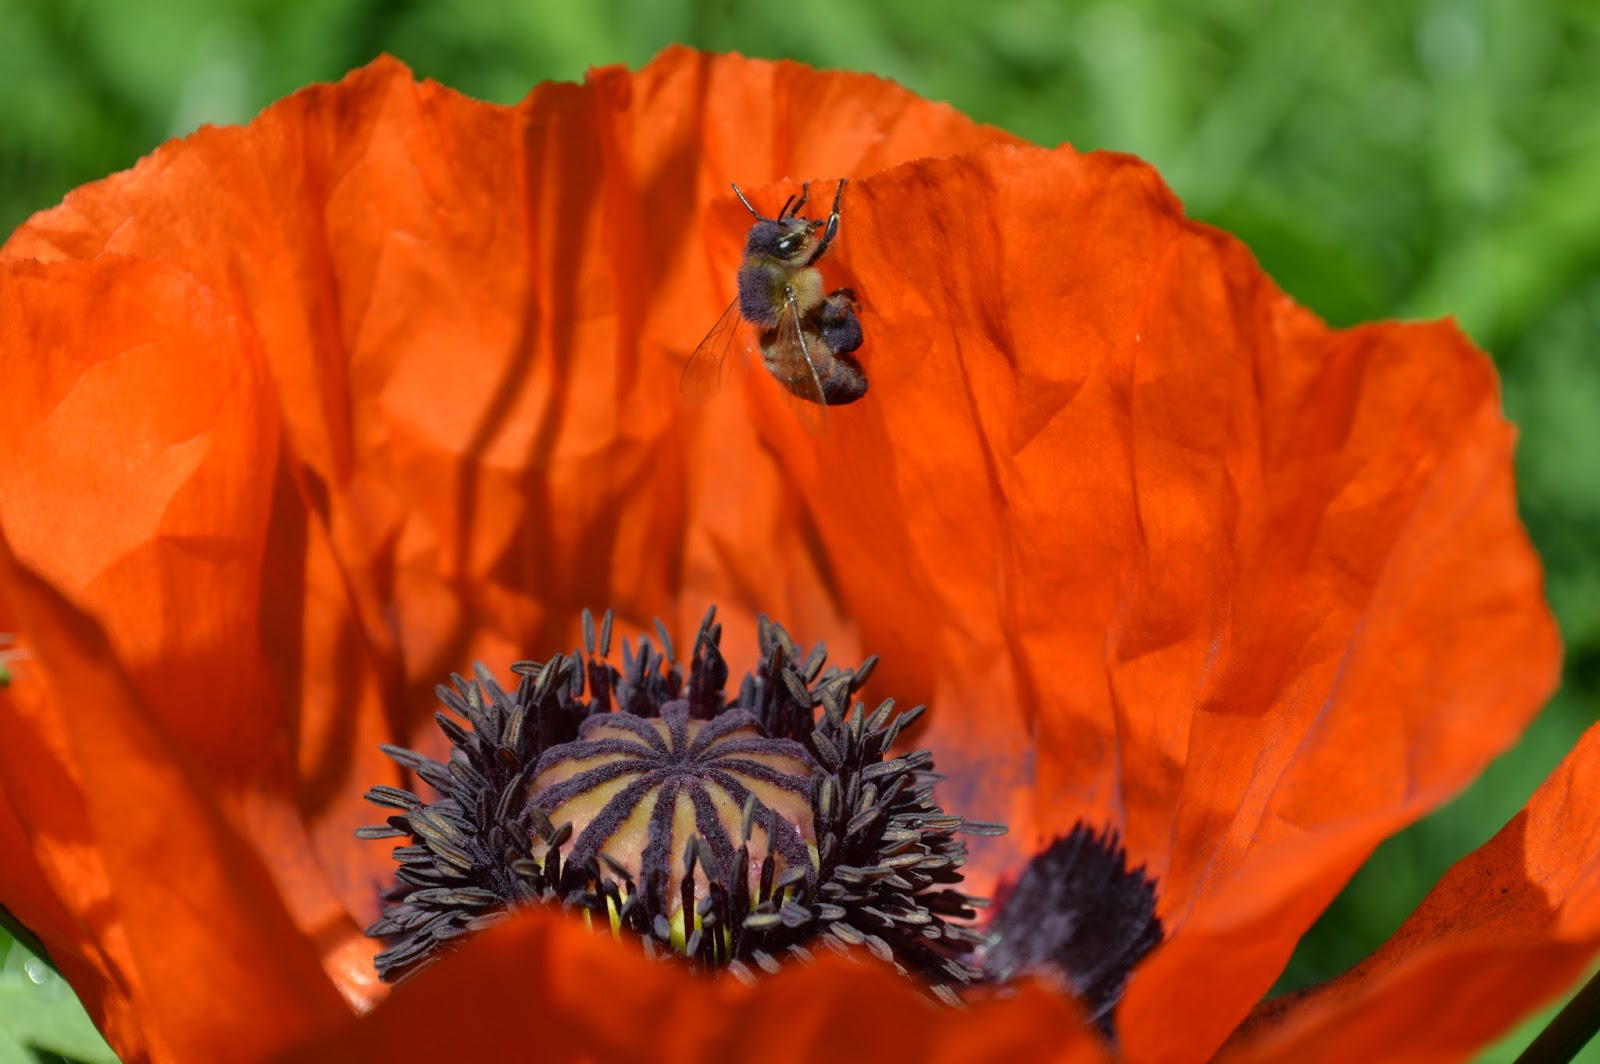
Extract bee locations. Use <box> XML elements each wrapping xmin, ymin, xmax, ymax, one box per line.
<box><xmin>680</xmin><ymin>178</ymin><xmax>867</xmax><ymax>436</ymax></box>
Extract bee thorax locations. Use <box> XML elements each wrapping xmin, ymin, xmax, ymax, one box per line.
<box><xmin>738</xmin><ymin>261</ymin><xmax>824</xmax><ymax>327</ymax></box>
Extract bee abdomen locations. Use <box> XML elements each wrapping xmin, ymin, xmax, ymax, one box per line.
<box><xmin>815</xmin><ymin>290</ymin><xmax>866</xmax><ymax>405</ymax></box>
<box><xmin>820</xmin><ymin>357</ymin><xmax>868</xmax><ymax>405</ymax></box>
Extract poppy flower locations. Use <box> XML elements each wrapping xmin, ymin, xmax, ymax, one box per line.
<box><xmin>0</xmin><ymin>46</ymin><xmax>1584</xmax><ymax>1063</ymax></box>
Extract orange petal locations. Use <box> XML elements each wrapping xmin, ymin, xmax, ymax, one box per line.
<box><xmin>0</xmin><ymin>256</ymin><xmax>379</xmax><ymax>1055</ymax></box>
<box><xmin>2</xmin><ymin>49</ymin><xmax>1019</xmax><ymax>691</ymax></box>
<box><xmin>0</xmin><ymin>49</ymin><xmax>1022</xmax><ymax>1052</ymax></box>
<box><xmin>1112</xmin><ymin>303</ymin><xmax>1558</xmax><ymax>1059</ymax></box>
<box><xmin>729</xmin><ymin>144</ymin><xmax>1556</xmax><ymax>1060</ymax></box>
<box><xmin>0</xmin><ymin>784</ymin><xmax>134</xmax><ymax>1044</ymax></box>
<box><xmin>281</xmin><ymin>907</ymin><xmax>1110</xmax><ymax>1064</ymax></box>
<box><xmin>1</xmin><ymin>44</ymin><xmax>1021</xmax><ymax>824</ymax></box>
<box><xmin>0</xmin><ymin>49</ymin><xmax>1021</xmax><ymax>1002</ymax></box>
<box><xmin>0</xmin><ymin>544</ymin><xmax>351</xmax><ymax>1062</ymax></box>
<box><xmin>0</xmin><ymin>47</ymin><xmax>1559</xmax><ymax>1062</ymax></box>
<box><xmin>1220</xmin><ymin>721</ymin><xmax>1600</xmax><ymax>1061</ymax></box>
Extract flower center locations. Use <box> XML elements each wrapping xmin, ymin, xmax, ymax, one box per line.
<box><xmin>526</xmin><ymin>703</ymin><xmax>817</xmax><ymax>938</ymax></box>
<box><xmin>360</xmin><ymin>607</ymin><xmax>1165</xmax><ymax>1039</ymax></box>
<box><xmin>360</xmin><ymin>608</ymin><xmax>999</xmax><ymax>993</ymax></box>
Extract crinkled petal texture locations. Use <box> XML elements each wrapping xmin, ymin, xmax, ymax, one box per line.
<box><xmin>0</xmin><ymin>48</ymin><xmax>1566</xmax><ymax>1064</ymax></box>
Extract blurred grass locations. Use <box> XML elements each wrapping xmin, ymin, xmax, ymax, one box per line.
<box><xmin>1</xmin><ymin>0</ymin><xmax>1597</xmax><ymax>1060</ymax></box>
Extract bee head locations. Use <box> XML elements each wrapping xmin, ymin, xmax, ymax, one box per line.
<box><xmin>745</xmin><ymin>217</ymin><xmax>819</xmax><ymax>264</ymax></box>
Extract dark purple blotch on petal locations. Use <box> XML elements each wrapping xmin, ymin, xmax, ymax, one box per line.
<box><xmin>984</xmin><ymin>823</ymin><xmax>1164</xmax><ymax>1039</ymax></box>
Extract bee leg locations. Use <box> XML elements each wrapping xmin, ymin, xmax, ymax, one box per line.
<box><xmin>781</xmin><ymin>181</ymin><xmax>811</xmax><ymax>220</ymax></box>
<box><xmin>812</xmin><ymin>178</ymin><xmax>849</xmax><ymax>259</ymax></box>
<box><xmin>816</xmin><ymin>292</ymin><xmax>863</xmax><ymax>356</ymax></box>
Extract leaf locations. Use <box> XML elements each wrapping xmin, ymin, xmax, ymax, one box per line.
<box><xmin>0</xmin><ymin>935</ymin><xmax>117</xmax><ymax>1064</ymax></box>
<box><xmin>0</xmin><ymin>1027</ymin><xmax>35</xmax><ymax>1064</ymax></box>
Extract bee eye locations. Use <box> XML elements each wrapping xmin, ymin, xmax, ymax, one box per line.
<box><xmin>776</xmin><ymin>236</ymin><xmax>797</xmax><ymax>254</ymax></box>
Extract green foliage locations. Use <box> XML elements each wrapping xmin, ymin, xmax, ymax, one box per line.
<box><xmin>1</xmin><ymin>0</ymin><xmax>1596</xmax><ymax>1059</ymax></box>
<box><xmin>0</xmin><ymin>930</ymin><xmax>116</xmax><ymax>1064</ymax></box>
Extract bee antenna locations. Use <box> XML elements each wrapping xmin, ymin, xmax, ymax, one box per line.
<box><xmin>730</xmin><ymin>183</ymin><xmax>765</xmax><ymax>221</ymax></box>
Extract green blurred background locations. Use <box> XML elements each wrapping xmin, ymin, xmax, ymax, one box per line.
<box><xmin>1</xmin><ymin>0</ymin><xmax>1596</xmax><ymax>1059</ymax></box>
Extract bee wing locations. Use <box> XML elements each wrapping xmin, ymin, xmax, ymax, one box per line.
<box><xmin>681</xmin><ymin>299</ymin><xmax>749</xmax><ymax>406</ymax></box>
<box><xmin>764</xmin><ymin>294</ymin><xmax>830</xmax><ymax>437</ymax></box>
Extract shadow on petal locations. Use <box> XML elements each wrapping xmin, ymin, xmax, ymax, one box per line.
<box><xmin>0</xmin><ymin>542</ymin><xmax>351</xmax><ymax>1062</ymax></box>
